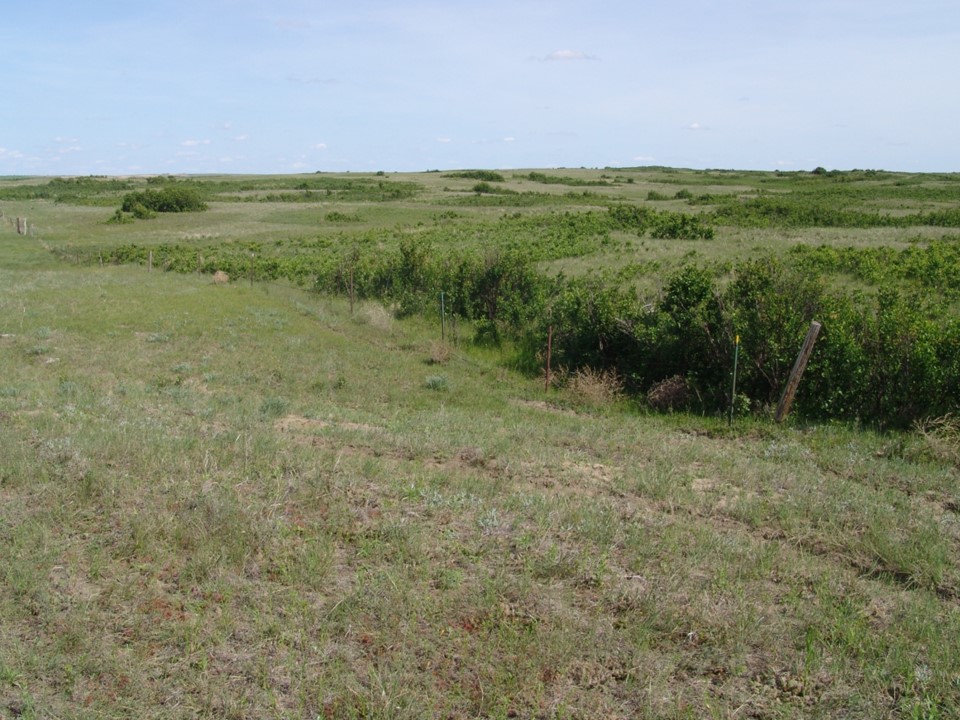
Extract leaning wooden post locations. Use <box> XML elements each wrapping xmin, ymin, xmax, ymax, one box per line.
<box><xmin>148</xmin><ymin>250</ymin><xmax>153</xmax><ymax>273</ymax></box>
<box><xmin>348</xmin><ymin>265</ymin><xmax>355</xmax><ymax>315</ymax></box>
<box><xmin>728</xmin><ymin>334</ymin><xmax>740</xmax><ymax>427</ymax></box>
<box><xmin>545</xmin><ymin>324</ymin><xmax>554</xmax><ymax>392</ymax></box>
<box><xmin>775</xmin><ymin>320</ymin><xmax>822</xmax><ymax>423</ymax></box>
<box><xmin>440</xmin><ymin>291</ymin><xmax>446</xmax><ymax>342</ymax></box>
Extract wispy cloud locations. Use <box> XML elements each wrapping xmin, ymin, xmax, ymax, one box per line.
<box><xmin>181</xmin><ymin>139</ymin><xmax>212</xmax><ymax>147</ymax></box>
<box><xmin>312</xmin><ymin>143</ymin><xmax>328</xmax><ymax>150</ymax></box>
<box><xmin>685</xmin><ymin>122</ymin><xmax>708</xmax><ymax>131</ymax></box>
<box><xmin>542</xmin><ymin>50</ymin><xmax>597</xmax><ymax>62</ymax></box>
<box><xmin>287</xmin><ymin>75</ymin><xmax>338</xmax><ymax>85</ymax></box>
<box><xmin>274</xmin><ymin>18</ymin><xmax>312</xmax><ymax>31</ymax></box>
<box><xmin>436</xmin><ymin>137</ymin><xmax>452</xmax><ymax>144</ymax></box>
<box><xmin>234</xmin><ymin>135</ymin><xmax>249</xmax><ymax>142</ymax></box>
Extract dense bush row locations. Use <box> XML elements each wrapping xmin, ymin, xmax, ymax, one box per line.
<box><xmin>443</xmin><ymin>170</ymin><xmax>506</xmax><ymax>182</ymax></box>
<box><xmin>709</xmin><ymin>195</ymin><xmax>960</xmax><ymax>229</ymax></box>
<box><xmin>790</xmin><ymin>239</ymin><xmax>960</xmax><ymax>293</ymax></box>
<box><xmin>98</xmin><ymin>235</ymin><xmax>959</xmax><ymax>426</ymax></box>
<box><xmin>0</xmin><ymin>176</ymin><xmax>133</xmax><ymax>206</ymax></box>
<box><xmin>310</xmin><ymin>244</ymin><xmax>959</xmax><ymax>426</ymax></box>
<box><xmin>521</xmin><ymin>172</ymin><xmax>613</xmax><ymax>187</ymax></box>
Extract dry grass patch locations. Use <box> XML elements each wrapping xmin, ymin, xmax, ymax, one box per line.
<box><xmin>427</xmin><ymin>340</ymin><xmax>452</xmax><ymax>365</ymax></box>
<box><xmin>646</xmin><ymin>374</ymin><xmax>696</xmax><ymax>412</ymax></box>
<box><xmin>566</xmin><ymin>367</ymin><xmax>624</xmax><ymax>407</ymax></box>
<box><xmin>915</xmin><ymin>414</ymin><xmax>960</xmax><ymax>468</ymax></box>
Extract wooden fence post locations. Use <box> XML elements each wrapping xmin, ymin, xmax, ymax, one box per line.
<box><xmin>349</xmin><ymin>265</ymin><xmax>355</xmax><ymax>315</ymax></box>
<box><xmin>775</xmin><ymin>320</ymin><xmax>822</xmax><ymax>423</ymax></box>
<box><xmin>545</xmin><ymin>324</ymin><xmax>553</xmax><ymax>392</ymax></box>
<box><xmin>148</xmin><ymin>250</ymin><xmax>153</xmax><ymax>273</ymax></box>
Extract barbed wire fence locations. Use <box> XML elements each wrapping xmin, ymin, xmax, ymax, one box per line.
<box><xmin>2</xmin><ymin>209</ymin><xmax>60</xmax><ymax>257</ymax></box>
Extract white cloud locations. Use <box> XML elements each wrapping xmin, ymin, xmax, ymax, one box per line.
<box><xmin>633</xmin><ymin>155</ymin><xmax>656</xmax><ymax>162</ymax></box>
<box><xmin>436</xmin><ymin>137</ymin><xmax>452</xmax><ymax>143</ymax></box>
<box><xmin>503</xmin><ymin>137</ymin><xmax>516</xmax><ymax>143</ymax></box>
<box><xmin>181</xmin><ymin>139</ymin><xmax>211</xmax><ymax>147</ymax></box>
<box><xmin>543</xmin><ymin>50</ymin><xmax>597</xmax><ymax>62</ymax></box>
<box><xmin>685</xmin><ymin>122</ymin><xmax>708</xmax><ymax>131</ymax></box>
<box><xmin>312</xmin><ymin>143</ymin><xmax>328</xmax><ymax>150</ymax></box>
<box><xmin>54</xmin><ymin>136</ymin><xmax>79</xmax><ymax>143</ymax></box>
<box><xmin>234</xmin><ymin>134</ymin><xmax>249</xmax><ymax>142</ymax></box>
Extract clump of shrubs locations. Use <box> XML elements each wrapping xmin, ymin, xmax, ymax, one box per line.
<box><xmin>111</xmin><ymin>186</ymin><xmax>208</xmax><ymax>222</ymax></box>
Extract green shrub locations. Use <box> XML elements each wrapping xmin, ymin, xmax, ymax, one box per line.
<box><xmin>120</xmin><ymin>187</ymin><xmax>207</xmax><ymax>214</ymax></box>
<box><xmin>650</xmin><ymin>212</ymin><xmax>715</xmax><ymax>240</ymax></box>
<box><xmin>106</xmin><ymin>209</ymin><xmax>134</xmax><ymax>224</ymax></box>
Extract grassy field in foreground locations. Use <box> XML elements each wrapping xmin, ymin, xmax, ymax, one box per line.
<box><xmin>2</xmin><ymin>218</ymin><xmax>960</xmax><ymax>718</ymax></box>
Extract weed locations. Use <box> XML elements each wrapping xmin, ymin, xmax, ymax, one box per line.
<box><xmin>424</xmin><ymin>375</ymin><xmax>448</xmax><ymax>391</ymax></box>
<box><xmin>427</xmin><ymin>341</ymin><xmax>452</xmax><ymax>365</ymax></box>
<box><xmin>259</xmin><ymin>396</ymin><xmax>289</xmax><ymax>418</ymax></box>
<box><xmin>915</xmin><ymin>414</ymin><xmax>960</xmax><ymax>467</ymax></box>
<box><xmin>566</xmin><ymin>367</ymin><xmax>623</xmax><ymax>407</ymax></box>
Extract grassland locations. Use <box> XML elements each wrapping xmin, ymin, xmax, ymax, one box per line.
<box><xmin>2</xmin><ymin>168</ymin><xmax>960</xmax><ymax>718</ymax></box>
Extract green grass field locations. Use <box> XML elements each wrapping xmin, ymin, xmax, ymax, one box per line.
<box><xmin>2</xmin><ymin>168</ymin><xmax>960</xmax><ymax>718</ymax></box>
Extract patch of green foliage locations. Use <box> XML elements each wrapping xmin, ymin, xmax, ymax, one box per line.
<box><xmin>121</xmin><ymin>187</ymin><xmax>208</xmax><ymax>214</ymax></box>
<box><xmin>443</xmin><ymin>170</ymin><xmax>505</xmax><ymax>182</ymax></box>
<box><xmin>521</xmin><ymin>171</ymin><xmax>612</xmax><ymax>187</ymax></box>
<box><xmin>790</xmin><ymin>238</ymin><xmax>960</xmax><ymax>293</ymax></box>
<box><xmin>710</xmin><ymin>194</ymin><xmax>960</xmax><ymax>229</ymax></box>
<box><xmin>209</xmin><ymin>176</ymin><xmax>421</xmax><ymax>202</ymax></box>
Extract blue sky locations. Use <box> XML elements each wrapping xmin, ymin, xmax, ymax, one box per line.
<box><xmin>2</xmin><ymin>0</ymin><xmax>958</xmax><ymax>175</ymax></box>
